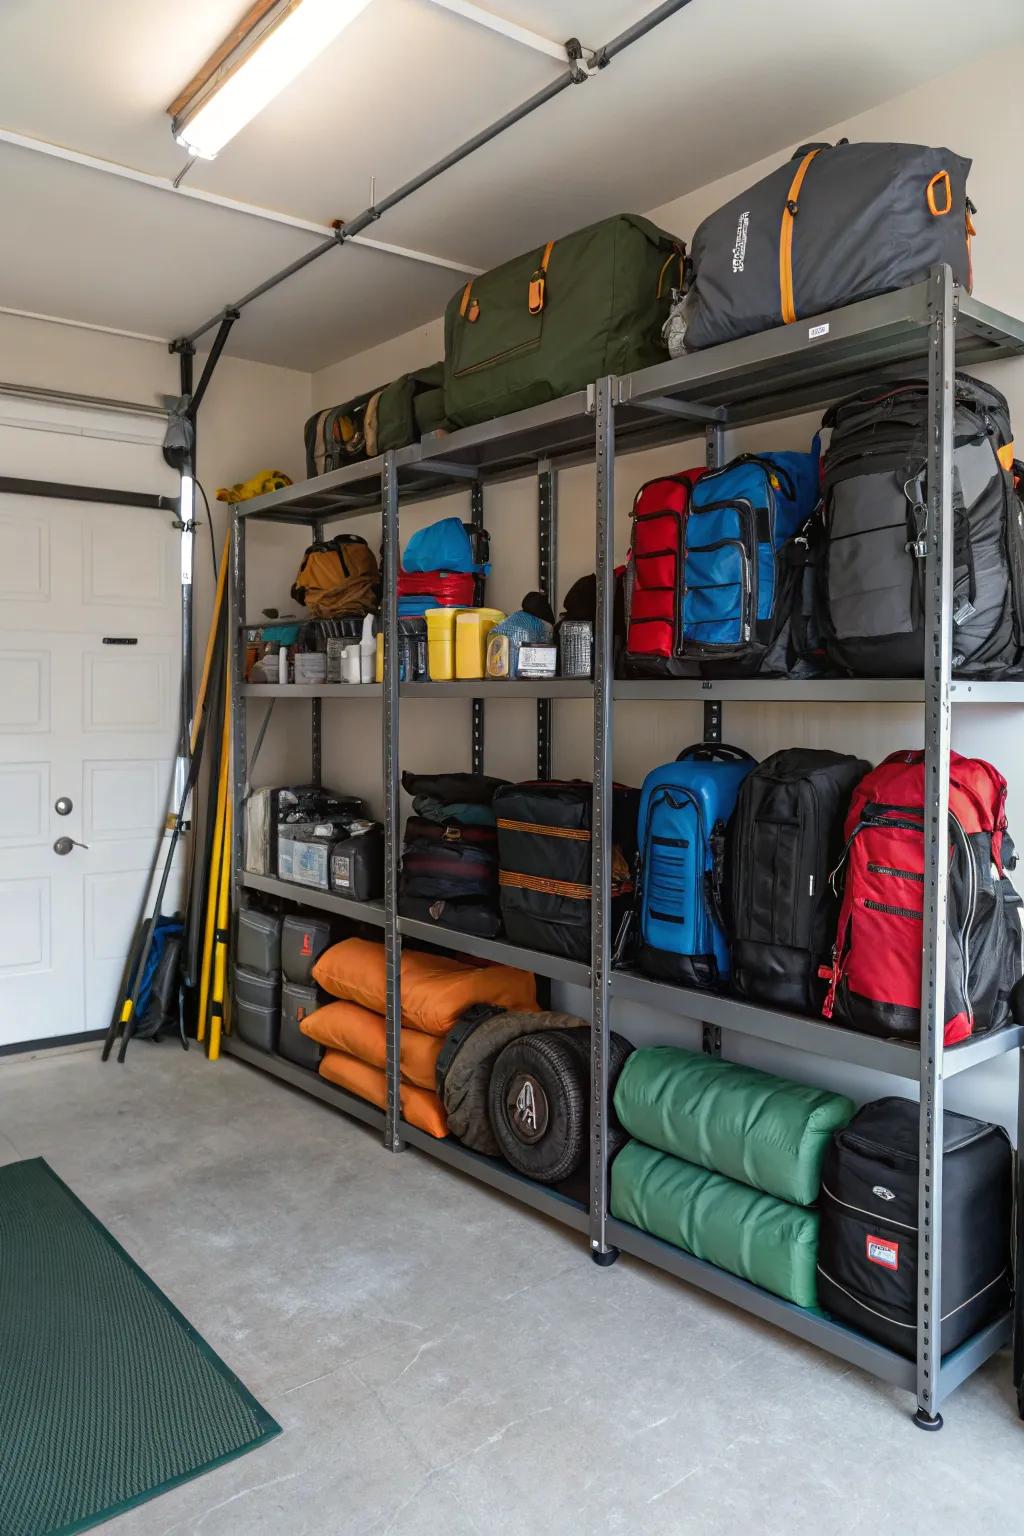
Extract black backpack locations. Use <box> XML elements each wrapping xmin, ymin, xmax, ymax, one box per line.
<box><xmin>819</xmin><ymin>373</ymin><xmax>1024</xmax><ymax>677</ymax></box>
<box><xmin>727</xmin><ymin>748</ymin><xmax>869</xmax><ymax>1013</ymax></box>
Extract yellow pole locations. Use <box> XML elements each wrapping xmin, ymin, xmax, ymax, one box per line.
<box><xmin>197</xmin><ymin>664</ymin><xmax>232</xmax><ymax>1042</ymax></box>
<box><xmin>208</xmin><ymin>789</ymin><xmax>232</xmax><ymax>1062</ymax></box>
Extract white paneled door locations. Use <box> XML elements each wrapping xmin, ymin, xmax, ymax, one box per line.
<box><xmin>0</xmin><ymin>396</ymin><xmax>180</xmax><ymax>1048</ymax></box>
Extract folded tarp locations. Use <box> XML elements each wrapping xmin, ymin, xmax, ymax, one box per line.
<box><xmin>319</xmin><ymin>1050</ymin><xmax>448</xmax><ymax>1139</ymax></box>
<box><xmin>611</xmin><ymin>1140</ymin><xmax>820</xmax><ymax>1308</ymax></box>
<box><xmin>613</xmin><ymin>1046</ymin><xmax>854</xmax><ymax>1207</ymax></box>
<box><xmin>300</xmin><ymin>1000</ymin><xmax>442</xmax><ymax>1090</ymax></box>
<box><xmin>312</xmin><ymin>937</ymin><xmax>537</xmax><ymax>1036</ymax></box>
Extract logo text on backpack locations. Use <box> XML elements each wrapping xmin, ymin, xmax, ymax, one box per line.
<box><xmin>732</xmin><ymin>211</ymin><xmax>750</xmax><ymax>273</ymax></box>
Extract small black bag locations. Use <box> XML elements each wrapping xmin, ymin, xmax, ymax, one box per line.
<box><xmin>728</xmin><ymin>748</ymin><xmax>869</xmax><ymax>1013</ymax></box>
<box><xmin>398</xmin><ymin>894</ymin><xmax>502</xmax><ymax>939</ymax></box>
<box><xmin>818</xmin><ymin>1098</ymin><xmax>1012</xmax><ymax>1359</ymax></box>
<box><xmin>330</xmin><ymin>823</ymin><xmax>384</xmax><ymax>902</ymax></box>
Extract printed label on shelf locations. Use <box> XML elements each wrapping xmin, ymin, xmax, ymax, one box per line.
<box><xmin>808</xmin><ymin>322</ymin><xmax>830</xmax><ymax>339</ymax></box>
<box><xmin>866</xmin><ymin>1234</ymin><xmax>900</xmax><ymax>1271</ymax></box>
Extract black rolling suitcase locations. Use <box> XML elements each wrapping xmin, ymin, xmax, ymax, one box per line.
<box><xmin>817</xmin><ymin>1098</ymin><xmax>1012</xmax><ymax>1359</ymax></box>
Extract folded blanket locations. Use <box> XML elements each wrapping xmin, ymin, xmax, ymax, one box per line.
<box><xmin>300</xmin><ymin>1000</ymin><xmax>443</xmax><ymax>1090</ymax></box>
<box><xmin>319</xmin><ymin>1050</ymin><xmax>448</xmax><ymax>1139</ymax></box>
<box><xmin>614</xmin><ymin>1046</ymin><xmax>854</xmax><ymax>1207</ymax></box>
<box><xmin>312</xmin><ymin>937</ymin><xmax>537</xmax><ymax>1035</ymax></box>
<box><xmin>611</xmin><ymin>1140</ymin><xmax>820</xmax><ymax>1308</ymax></box>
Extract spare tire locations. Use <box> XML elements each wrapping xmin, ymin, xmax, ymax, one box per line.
<box><xmin>556</xmin><ymin>1028</ymin><xmax>634</xmax><ymax>1163</ymax></box>
<box><xmin>488</xmin><ymin>1031</ymin><xmax>588</xmax><ymax>1183</ymax></box>
<box><xmin>439</xmin><ymin>1007</ymin><xmax>586</xmax><ymax>1156</ymax></box>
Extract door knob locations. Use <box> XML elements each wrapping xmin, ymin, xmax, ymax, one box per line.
<box><xmin>53</xmin><ymin>837</ymin><xmax>89</xmax><ymax>855</ymax></box>
<box><xmin>55</xmin><ymin>796</ymin><xmax>73</xmax><ymax>816</ymax></box>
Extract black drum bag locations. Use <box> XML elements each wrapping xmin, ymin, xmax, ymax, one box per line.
<box><xmin>817</xmin><ymin>1097</ymin><xmax>1011</xmax><ymax>1359</ymax></box>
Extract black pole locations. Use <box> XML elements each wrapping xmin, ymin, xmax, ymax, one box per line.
<box><xmin>0</xmin><ymin>477</ymin><xmax>177</xmax><ymax>510</ymax></box>
<box><xmin>170</xmin><ymin>0</ymin><xmax>694</xmax><ymax>351</ymax></box>
<box><xmin>190</xmin><ymin>310</ymin><xmax>240</xmax><ymax>416</ymax></box>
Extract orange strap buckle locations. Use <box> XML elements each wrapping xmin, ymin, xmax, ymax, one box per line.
<box><xmin>927</xmin><ymin>170</ymin><xmax>952</xmax><ymax>216</ymax></box>
<box><xmin>528</xmin><ymin>239</ymin><xmax>554</xmax><ymax>316</ymax></box>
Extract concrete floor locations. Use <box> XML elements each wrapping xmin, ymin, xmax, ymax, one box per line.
<box><xmin>1</xmin><ymin>1048</ymin><xmax>1022</xmax><ymax>1535</ymax></box>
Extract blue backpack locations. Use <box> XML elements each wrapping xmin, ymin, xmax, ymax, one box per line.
<box><xmin>634</xmin><ymin>744</ymin><xmax>756</xmax><ymax>988</ymax></box>
<box><xmin>684</xmin><ymin>442</ymin><xmax>820</xmax><ymax>672</ymax></box>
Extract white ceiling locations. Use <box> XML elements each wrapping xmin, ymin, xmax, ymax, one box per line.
<box><xmin>1</xmin><ymin>0</ymin><xmax>1021</xmax><ymax>371</ymax></box>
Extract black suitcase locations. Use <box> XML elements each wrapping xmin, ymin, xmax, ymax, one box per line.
<box><xmin>330</xmin><ymin>823</ymin><xmax>385</xmax><ymax>902</ymax></box>
<box><xmin>727</xmin><ymin>748</ymin><xmax>869</xmax><ymax>1013</ymax></box>
<box><xmin>279</xmin><ymin>980</ymin><xmax>325</xmax><ymax>1070</ymax></box>
<box><xmin>280</xmin><ymin>915</ymin><xmax>332</xmax><ymax>986</ymax></box>
<box><xmin>817</xmin><ymin>1097</ymin><xmax>1012</xmax><ymax>1359</ymax></box>
<box><xmin>493</xmin><ymin>781</ymin><xmax>639</xmax><ymax>962</ymax></box>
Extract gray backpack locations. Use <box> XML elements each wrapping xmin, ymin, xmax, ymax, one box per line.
<box><xmin>680</xmin><ymin>140</ymin><xmax>973</xmax><ymax>352</ymax></box>
<box><xmin>819</xmin><ymin>374</ymin><xmax>1024</xmax><ymax>677</ymax></box>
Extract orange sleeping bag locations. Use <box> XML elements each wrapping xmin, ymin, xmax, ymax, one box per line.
<box><xmin>299</xmin><ymin>1000</ymin><xmax>443</xmax><ymax>1091</ymax></box>
<box><xmin>312</xmin><ymin>937</ymin><xmax>537</xmax><ymax>1035</ymax></box>
<box><xmin>319</xmin><ymin>1050</ymin><xmax>448</xmax><ymax>1138</ymax></box>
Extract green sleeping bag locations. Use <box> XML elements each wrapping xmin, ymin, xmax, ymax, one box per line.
<box><xmin>611</xmin><ymin>1140</ymin><xmax>820</xmax><ymax>1308</ymax></box>
<box><xmin>613</xmin><ymin>1047</ymin><xmax>854</xmax><ymax>1207</ymax></box>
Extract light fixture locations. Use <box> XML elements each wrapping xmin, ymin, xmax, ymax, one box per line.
<box><xmin>168</xmin><ymin>0</ymin><xmax>374</xmax><ymax>160</ymax></box>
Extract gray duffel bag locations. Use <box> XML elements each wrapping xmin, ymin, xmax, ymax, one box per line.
<box><xmin>676</xmin><ymin>140</ymin><xmax>973</xmax><ymax>353</ymax></box>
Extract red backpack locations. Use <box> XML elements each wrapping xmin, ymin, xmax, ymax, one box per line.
<box><xmin>623</xmin><ymin>469</ymin><xmax>705</xmax><ymax>675</ymax></box>
<box><xmin>822</xmin><ymin>751</ymin><xmax>1023</xmax><ymax>1045</ymax></box>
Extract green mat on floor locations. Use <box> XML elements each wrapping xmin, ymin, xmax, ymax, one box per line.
<box><xmin>0</xmin><ymin>1158</ymin><xmax>280</xmax><ymax>1536</ymax></box>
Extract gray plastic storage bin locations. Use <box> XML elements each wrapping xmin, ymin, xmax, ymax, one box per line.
<box><xmin>234</xmin><ymin>999</ymin><xmax>279</xmax><ymax>1052</ymax></box>
<box><xmin>236</xmin><ymin>907</ymin><xmax>282</xmax><ymax>974</ymax></box>
<box><xmin>233</xmin><ymin>964</ymin><xmax>280</xmax><ymax>1010</ymax></box>
<box><xmin>281</xmin><ymin>914</ymin><xmax>332</xmax><ymax>986</ymax></box>
<box><xmin>279</xmin><ymin>980</ymin><xmax>325</xmax><ymax>1070</ymax></box>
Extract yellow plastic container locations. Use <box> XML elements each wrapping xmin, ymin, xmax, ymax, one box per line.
<box><xmin>455</xmin><ymin>608</ymin><xmax>506</xmax><ymax>679</ymax></box>
<box><xmin>425</xmin><ymin>608</ymin><xmax>466</xmax><ymax>682</ymax></box>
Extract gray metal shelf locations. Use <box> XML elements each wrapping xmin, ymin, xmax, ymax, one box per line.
<box><xmin>401</xmin><ymin>679</ymin><xmax>593</xmax><ymax>700</ymax></box>
<box><xmin>606</xmin><ymin>1217</ymin><xmax>1012</xmax><ymax>1397</ymax></box>
<box><xmin>242</xmin><ymin>871</ymin><xmax>386</xmax><ymax>928</ymax></box>
<box><xmin>229</xmin><ymin>271</ymin><xmax>1024</xmax><ymax>1423</ymax></box>
<box><xmin>400</xmin><ymin>1121</ymin><xmax>589</xmax><ymax>1232</ymax></box>
<box><xmin>242</xmin><ymin>683</ymin><xmax>383</xmax><ymax>698</ymax></box>
<box><xmin>223</xmin><ymin>1034</ymin><xmax>387</xmax><ymax>1133</ymax></box>
<box><xmin>397</xmin><ymin>914</ymin><xmax>590</xmax><ymax>987</ymax></box>
<box><xmin>612</xmin><ymin>969</ymin><xmax>1024</xmax><ymax>1081</ymax></box>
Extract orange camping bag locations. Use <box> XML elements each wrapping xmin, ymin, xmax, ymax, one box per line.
<box><xmin>312</xmin><ymin>938</ymin><xmax>537</xmax><ymax>1035</ymax></box>
<box><xmin>300</xmin><ymin>1000</ymin><xmax>443</xmax><ymax>1090</ymax></box>
<box><xmin>319</xmin><ymin>1050</ymin><xmax>448</xmax><ymax>1138</ymax></box>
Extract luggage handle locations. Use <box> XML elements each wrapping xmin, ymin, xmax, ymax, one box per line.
<box><xmin>790</xmin><ymin>138</ymin><xmax>846</xmax><ymax>158</ymax></box>
<box><xmin>676</xmin><ymin>743</ymin><xmax>756</xmax><ymax>765</ymax></box>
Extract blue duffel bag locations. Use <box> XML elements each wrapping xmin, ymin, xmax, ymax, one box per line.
<box><xmin>632</xmin><ymin>744</ymin><xmax>756</xmax><ymax>988</ymax></box>
<box><xmin>683</xmin><ymin>443</ymin><xmax>820</xmax><ymax>674</ymax></box>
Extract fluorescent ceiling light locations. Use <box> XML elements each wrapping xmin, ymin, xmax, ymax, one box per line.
<box><xmin>171</xmin><ymin>0</ymin><xmax>374</xmax><ymax>160</ymax></box>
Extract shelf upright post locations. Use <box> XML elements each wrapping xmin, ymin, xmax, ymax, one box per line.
<box><xmin>537</xmin><ymin>461</ymin><xmax>557</xmax><ymax>778</ymax></box>
<box><xmin>915</xmin><ymin>263</ymin><xmax>956</xmax><ymax>1428</ymax></box>
<box><xmin>700</xmin><ymin>421</ymin><xmax>726</xmax><ymax>1056</ymax></box>
<box><xmin>382</xmin><ymin>450</ymin><xmax>404</xmax><ymax>1152</ymax></box>
<box><xmin>310</xmin><ymin>519</ymin><xmax>325</xmax><ymax>786</ymax></box>
<box><xmin>470</xmin><ymin>483</ymin><xmax>485</xmax><ymax>775</ymax></box>
<box><xmin>589</xmin><ymin>377</ymin><xmax>618</xmax><ymax>1265</ymax></box>
<box><xmin>230</xmin><ymin>506</ymin><xmax>247</xmax><ymax>957</ymax></box>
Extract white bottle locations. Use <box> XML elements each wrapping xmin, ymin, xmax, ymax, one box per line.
<box><xmin>342</xmin><ymin>643</ymin><xmax>361</xmax><ymax>684</ymax></box>
<box><xmin>359</xmin><ymin>613</ymin><xmax>376</xmax><ymax>683</ymax></box>
<box><xmin>277</xmin><ymin>645</ymin><xmax>289</xmax><ymax>685</ymax></box>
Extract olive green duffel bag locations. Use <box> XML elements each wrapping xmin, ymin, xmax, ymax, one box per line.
<box><xmin>442</xmin><ymin>214</ymin><xmax>684</xmax><ymax>429</ymax></box>
<box><xmin>304</xmin><ymin>363</ymin><xmax>447</xmax><ymax>477</ymax></box>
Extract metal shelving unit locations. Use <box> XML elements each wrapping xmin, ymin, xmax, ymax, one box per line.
<box><xmin>228</xmin><ymin>270</ymin><xmax>1024</xmax><ymax>1426</ymax></box>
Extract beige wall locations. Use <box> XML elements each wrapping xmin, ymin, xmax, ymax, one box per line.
<box><xmin>248</xmin><ymin>40</ymin><xmax>1024</xmax><ymax>1126</ymax></box>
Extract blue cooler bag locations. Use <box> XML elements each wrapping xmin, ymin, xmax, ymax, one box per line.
<box><xmin>634</xmin><ymin>744</ymin><xmax>756</xmax><ymax>988</ymax></box>
<box><xmin>684</xmin><ymin>444</ymin><xmax>820</xmax><ymax>675</ymax></box>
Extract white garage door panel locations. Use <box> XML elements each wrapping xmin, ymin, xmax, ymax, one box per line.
<box><xmin>0</xmin><ymin>395</ymin><xmax>178</xmax><ymax>1049</ymax></box>
<box><xmin>0</xmin><ymin>512</ymin><xmax>50</xmax><ymax>600</ymax></box>
<box><xmin>0</xmin><ymin>762</ymin><xmax>49</xmax><ymax>846</ymax></box>
<box><xmin>0</xmin><ymin>650</ymin><xmax>50</xmax><ymax>732</ymax></box>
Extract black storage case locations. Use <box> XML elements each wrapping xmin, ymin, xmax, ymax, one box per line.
<box><xmin>494</xmin><ymin>781</ymin><xmax>639</xmax><ymax>962</ymax></box>
<box><xmin>234</xmin><ymin>999</ymin><xmax>279</xmax><ymax>1052</ymax></box>
<box><xmin>281</xmin><ymin>915</ymin><xmax>332</xmax><ymax>986</ymax></box>
<box><xmin>817</xmin><ymin>1097</ymin><xmax>1012</xmax><ymax>1359</ymax></box>
<box><xmin>279</xmin><ymin>980</ymin><xmax>325</xmax><ymax>1070</ymax></box>
<box><xmin>233</xmin><ymin>965</ymin><xmax>280</xmax><ymax>1010</ymax></box>
<box><xmin>330</xmin><ymin>823</ymin><xmax>385</xmax><ymax>901</ymax></box>
<box><xmin>236</xmin><ymin>907</ymin><xmax>283</xmax><ymax>974</ymax></box>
